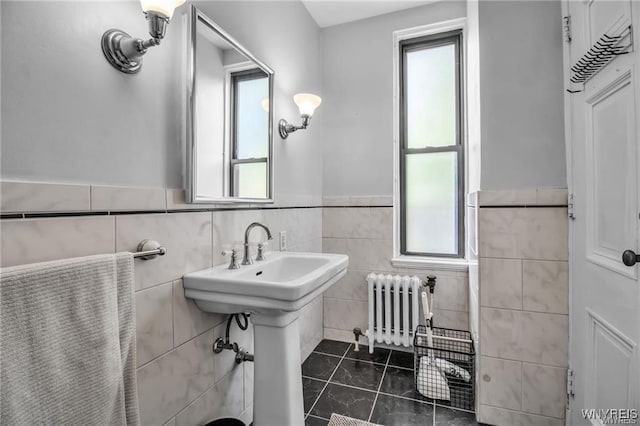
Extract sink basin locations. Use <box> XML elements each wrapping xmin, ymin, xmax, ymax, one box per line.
<box><xmin>183</xmin><ymin>251</ymin><xmax>348</xmax><ymax>426</ymax></box>
<box><xmin>184</xmin><ymin>251</ymin><xmax>348</xmax><ymax>314</ymax></box>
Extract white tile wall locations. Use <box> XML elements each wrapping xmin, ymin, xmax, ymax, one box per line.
<box><xmin>213</xmin><ymin>321</ymin><xmax>253</xmax><ymax>383</ymax></box>
<box><xmin>0</xmin><ymin>181</ymin><xmax>91</xmax><ymax>213</ymax></box>
<box><xmin>174</xmin><ymin>367</ymin><xmax>245</xmax><ymax>426</ymax></box>
<box><xmin>172</xmin><ymin>279</ymin><xmax>225</xmax><ymax>347</ymax></box>
<box><xmin>1</xmin><ymin>188</ymin><xmax>323</xmax><ymax>425</ymax></box>
<box><xmin>476</xmin><ymin>189</ymin><xmax>568</xmax><ymax>425</ymax></box>
<box><xmin>299</xmin><ymin>295</ymin><xmax>324</xmax><ymax>360</ymax></box>
<box><xmin>91</xmin><ymin>185</ymin><xmax>167</xmax><ymax>211</ymax></box>
<box><xmin>2</xmin><ymin>182</ymin><xmax>570</xmax><ymax>425</ymax></box>
<box><xmin>479</xmin><ymin>405</ymin><xmax>564</xmax><ymax>426</ymax></box>
<box><xmin>480</xmin><ymin>307</ymin><xmax>522</xmax><ymax>360</ymax></box>
<box><xmin>522</xmin><ymin>260</ymin><xmax>568</xmax><ymax>314</ymax></box>
<box><xmin>522</xmin><ymin>362</ymin><xmax>567</xmax><ymax>418</ymax></box>
<box><xmin>136</xmin><ymin>330</ymin><xmax>215</xmax><ymax>425</ymax></box>
<box><xmin>478</xmin><ymin>207</ymin><xmax>568</xmax><ymax>261</ymax></box>
<box><xmin>321</xmin><ymin>206</ymin><xmax>470</xmax><ymax>344</ymax></box>
<box><xmin>479</xmin><ymin>356</ymin><xmax>522</xmax><ymax>411</ymax></box>
<box><xmin>431</xmin><ymin>308</ymin><xmax>470</xmax><ymax>331</ymax></box>
<box><xmin>480</xmin><ymin>258</ymin><xmax>523</xmax><ymax>309</ymax></box>
<box><xmin>519</xmin><ymin>311</ymin><xmax>568</xmax><ymax>367</ymax></box>
<box><xmin>478</xmin><ymin>188</ymin><xmax>567</xmax><ymax>207</ymax></box>
<box><xmin>323</xmin><ymin>297</ymin><xmax>368</xmax><ymax>331</ymax></box>
<box><xmin>1</xmin><ymin>216</ymin><xmax>116</xmax><ymax>267</ymax></box>
<box><xmin>480</xmin><ymin>307</ymin><xmax>568</xmax><ymax>368</ymax></box>
<box><xmin>165</xmin><ymin>189</ymin><xmax>218</xmax><ymax>211</ymax></box>
<box><xmin>344</xmin><ymin>238</ymin><xmax>394</xmax><ymax>271</ymax></box>
<box><xmin>322</xmin><ymin>195</ymin><xmax>393</xmax><ymax>207</ymax></box>
<box><xmin>478</xmin><ymin>189</ymin><xmax>538</xmax><ymax>206</ymax></box>
<box><xmin>115</xmin><ymin>212</ymin><xmax>213</xmax><ymax>291</ymax></box>
<box><xmin>135</xmin><ymin>281</ymin><xmax>174</xmax><ymax>366</ymax></box>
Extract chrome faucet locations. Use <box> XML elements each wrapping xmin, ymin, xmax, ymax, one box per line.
<box><xmin>242</xmin><ymin>222</ymin><xmax>273</xmax><ymax>265</ymax></box>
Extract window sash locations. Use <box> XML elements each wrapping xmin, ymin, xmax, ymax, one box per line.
<box><xmin>399</xmin><ymin>30</ymin><xmax>464</xmax><ymax>258</ymax></box>
<box><xmin>229</xmin><ymin>68</ymin><xmax>268</xmax><ymax>197</ymax></box>
<box><xmin>230</xmin><ymin>159</ymin><xmax>268</xmax><ymax>198</ymax></box>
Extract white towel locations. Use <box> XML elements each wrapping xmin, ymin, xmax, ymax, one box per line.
<box><xmin>0</xmin><ymin>253</ymin><xmax>140</xmax><ymax>425</ymax></box>
<box><xmin>417</xmin><ymin>356</ymin><xmax>451</xmax><ymax>401</ymax></box>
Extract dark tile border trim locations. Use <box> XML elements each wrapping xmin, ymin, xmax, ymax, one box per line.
<box><xmin>323</xmin><ymin>205</ymin><xmax>393</xmax><ymax>209</ymax></box>
<box><xmin>479</xmin><ymin>204</ymin><xmax>568</xmax><ymax>209</ymax></box>
<box><xmin>1</xmin><ymin>205</ymin><xmax>325</xmax><ymax>220</ymax></box>
<box><xmin>0</xmin><ymin>204</ymin><xmax>399</xmax><ymax>220</ymax></box>
<box><xmin>0</xmin><ymin>213</ymin><xmax>24</xmax><ymax>219</ymax></box>
<box><xmin>23</xmin><ymin>211</ymin><xmax>109</xmax><ymax>218</ymax></box>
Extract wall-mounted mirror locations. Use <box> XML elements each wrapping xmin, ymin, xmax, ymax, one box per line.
<box><xmin>186</xmin><ymin>6</ymin><xmax>274</xmax><ymax>203</ymax></box>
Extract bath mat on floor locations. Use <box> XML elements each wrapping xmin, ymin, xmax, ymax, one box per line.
<box><xmin>327</xmin><ymin>414</ymin><xmax>381</xmax><ymax>426</ymax></box>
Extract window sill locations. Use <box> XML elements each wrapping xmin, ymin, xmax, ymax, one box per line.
<box><xmin>391</xmin><ymin>256</ymin><xmax>469</xmax><ymax>272</ymax></box>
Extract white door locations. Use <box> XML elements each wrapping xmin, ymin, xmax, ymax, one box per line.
<box><xmin>563</xmin><ymin>0</ymin><xmax>640</xmax><ymax>424</ymax></box>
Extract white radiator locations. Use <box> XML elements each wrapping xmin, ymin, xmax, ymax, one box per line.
<box><xmin>365</xmin><ymin>273</ymin><xmax>422</xmax><ymax>354</ymax></box>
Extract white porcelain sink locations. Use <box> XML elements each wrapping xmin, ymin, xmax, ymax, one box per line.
<box><xmin>183</xmin><ymin>251</ymin><xmax>348</xmax><ymax>426</ymax></box>
<box><xmin>184</xmin><ymin>251</ymin><xmax>348</xmax><ymax>314</ymax></box>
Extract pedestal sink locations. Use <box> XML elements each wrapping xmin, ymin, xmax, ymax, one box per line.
<box><xmin>183</xmin><ymin>252</ymin><xmax>348</xmax><ymax>426</ymax></box>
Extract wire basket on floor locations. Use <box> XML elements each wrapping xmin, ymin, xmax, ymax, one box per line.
<box><xmin>413</xmin><ymin>325</ymin><xmax>475</xmax><ymax>411</ymax></box>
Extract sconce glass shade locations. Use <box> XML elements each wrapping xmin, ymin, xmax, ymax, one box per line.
<box><xmin>140</xmin><ymin>0</ymin><xmax>185</xmax><ymax>19</ymax></box>
<box><xmin>293</xmin><ymin>93</ymin><xmax>322</xmax><ymax>117</ymax></box>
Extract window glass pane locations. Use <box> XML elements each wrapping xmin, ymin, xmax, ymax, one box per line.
<box><xmin>405</xmin><ymin>152</ymin><xmax>458</xmax><ymax>254</ymax></box>
<box><xmin>234</xmin><ymin>162</ymin><xmax>267</xmax><ymax>198</ymax></box>
<box><xmin>406</xmin><ymin>43</ymin><xmax>456</xmax><ymax>148</ymax></box>
<box><xmin>236</xmin><ymin>75</ymin><xmax>269</xmax><ymax>159</ymax></box>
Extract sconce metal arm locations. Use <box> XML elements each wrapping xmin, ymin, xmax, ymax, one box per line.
<box><xmin>101</xmin><ymin>11</ymin><xmax>168</xmax><ymax>74</ymax></box>
<box><xmin>279</xmin><ymin>115</ymin><xmax>312</xmax><ymax>139</ymax></box>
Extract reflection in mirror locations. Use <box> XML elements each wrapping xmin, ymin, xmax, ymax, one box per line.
<box><xmin>187</xmin><ymin>6</ymin><xmax>273</xmax><ymax>203</ymax></box>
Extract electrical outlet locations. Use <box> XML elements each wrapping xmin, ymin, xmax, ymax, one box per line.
<box><xmin>279</xmin><ymin>231</ymin><xmax>287</xmax><ymax>251</ymax></box>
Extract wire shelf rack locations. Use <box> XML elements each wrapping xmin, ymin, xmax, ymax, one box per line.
<box><xmin>568</xmin><ymin>25</ymin><xmax>633</xmax><ymax>92</ymax></box>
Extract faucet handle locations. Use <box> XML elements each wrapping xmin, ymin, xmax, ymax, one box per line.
<box><xmin>255</xmin><ymin>243</ymin><xmax>268</xmax><ymax>261</ymax></box>
<box><xmin>222</xmin><ymin>249</ymin><xmax>240</xmax><ymax>270</ymax></box>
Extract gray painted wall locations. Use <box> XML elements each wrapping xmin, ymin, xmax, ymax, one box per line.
<box><xmin>321</xmin><ymin>0</ymin><xmax>566</xmax><ymax>196</ymax></box>
<box><xmin>479</xmin><ymin>0</ymin><xmax>566</xmax><ymax>190</ymax></box>
<box><xmin>321</xmin><ymin>1</ymin><xmax>467</xmax><ymax>197</ymax></box>
<box><xmin>1</xmin><ymin>1</ymin><xmax>324</xmax><ymax>203</ymax></box>
<box><xmin>1</xmin><ymin>0</ymin><xmax>567</xmax><ymax>196</ymax></box>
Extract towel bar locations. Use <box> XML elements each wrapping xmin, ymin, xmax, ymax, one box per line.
<box><xmin>134</xmin><ymin>239</ymin><xmax>166</xmax><ymax>260</ymax></box>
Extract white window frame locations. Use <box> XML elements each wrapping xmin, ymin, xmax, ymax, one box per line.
<box><xmin>391</xmin><ymin>18</ymin><xmax>469</xmax><ymax>271</ymax></box>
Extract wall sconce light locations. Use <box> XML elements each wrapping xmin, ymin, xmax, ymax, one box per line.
<box><xmin>101</xmin><ymin>0</ymin><xmax>185</xmax><ymax>74</ymax></box>
<box><xmin>279</xmin><ymin>93</ymin><xmax>322</xmax><ymax>139</ymax></box>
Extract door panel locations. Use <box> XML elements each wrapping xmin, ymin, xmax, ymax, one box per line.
<box><xmin>586</xmin><ymin>0</ymin><xmax>631</xmax><ymax>42</ymax></box>
<box><xmin>586</xmin><ymin>70</ymin><xmax>637</xmax><ymax>278</ymax></box>
<box><xmin>586</xmin><ymin>310</ymin><xmax>637</xmax><ymax>413</ymax></box>
<box><xmin>564</xmin><ymin>0</ymin><xmax>640</xmax><ymax>424</ymax></box>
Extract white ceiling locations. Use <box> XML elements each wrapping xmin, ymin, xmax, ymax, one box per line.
<box><xmin>301</xmin><ymin>0</ymin><xmax>438</xmax><ymax>28</ymax></box>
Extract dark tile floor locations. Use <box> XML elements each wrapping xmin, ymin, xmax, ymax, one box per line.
<box><xmin>302</xmin><ymin>340</ymin><xmax>481</xmax><ymax>426</ymax></box>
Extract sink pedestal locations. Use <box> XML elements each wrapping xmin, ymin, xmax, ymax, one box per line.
<box><xmin>252</xmin><ymin>311</ymin><xmax>304</xmax><ymax>426</ymax></box>
<box><xmin>183</xmin><ymin>252</ymin><xmax>349</xmax><ymax>425</ymax></box>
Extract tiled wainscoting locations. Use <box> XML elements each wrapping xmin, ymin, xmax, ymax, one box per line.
<box><xmin>2</xmin><ymin>182</ymin><xmax>570</xmax><ymax>426</ymax></box>
<box><xmin>475</xmin><ymin>189</ymin><xmax>568</xmax><ymax>426</ymax></box>
<box><xmin>0</xmin><ymin>182</ymin><xmax>323</xmax><ymax>425</ymax></box>
<box><xmin>321</xmin><ymin>197</ymin><xmax>470</xmax><ymax>344</ymax></box>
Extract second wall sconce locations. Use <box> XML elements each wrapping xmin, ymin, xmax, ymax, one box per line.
<box><xmin>102</xmin><ymin>0</ymin><xmax>185</xmax><ymax>74</ymax></box>
<box><xmin>279</xmin><ymin>93</ymin><xmax>322</xmax><ymax>139</ymax></box>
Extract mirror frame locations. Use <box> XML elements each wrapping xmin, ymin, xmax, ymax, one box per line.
<box><xmin>186</xmin><ymin>5</ymin><xmax>275</xmax><ymax>204</ymax></box>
